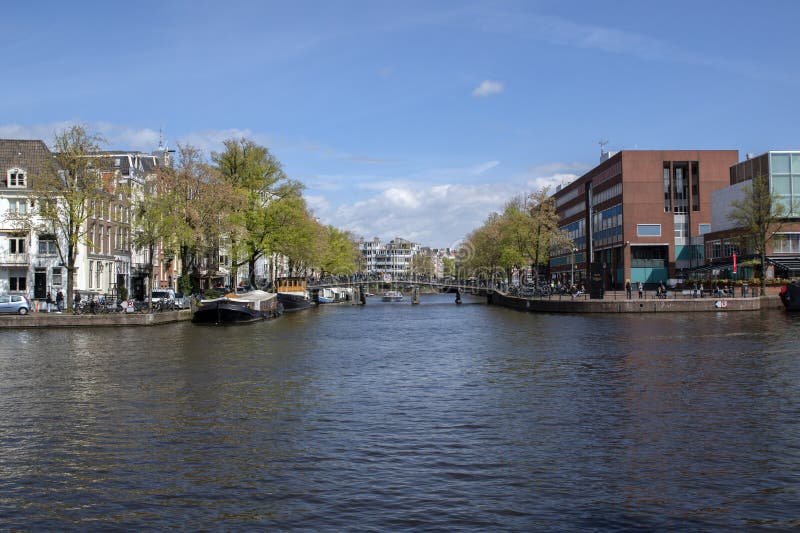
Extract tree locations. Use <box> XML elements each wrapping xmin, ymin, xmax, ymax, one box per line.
<box><xmin>131</xmin><ymin>177</ymin><xmax>173</xmax><ymax>309</ymax></box>
<box><xmin>523</xmin><ymin>187</ymin><xmax>571</xmax><ymax>284</ymax></box>
<box><xmin>727</xmin><ymin>174</ymin><xmax>790</xmax><ymax>295</ymax></box>
<box><xmin>160</xmin><ymin>144</ymin><xmax>235</xmax><ymax>292</ymax></box>
<box><xmin>318</xmin><ymin>226</ymin><xmax>358</xmax><ymax>278</ymax></box>
<box><xmin>410</xmin><ymin>253</ymin><xmax>435</xmax><ymax>280</ymax></box>
<box><xmin>213</xmin><ymin>138</ymin><xmax>299</xmax><ymax>287</ymax></box>
<box><xmin>30</xmin><ymin>125</ymin><xmax>106</xmax><ymax>310</ymax></box>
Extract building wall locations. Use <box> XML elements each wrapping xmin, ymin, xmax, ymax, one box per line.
<box><xmin>552</xmin><ymin>150</ymin><xmax>738</xmax><ymax>287</ymax></box>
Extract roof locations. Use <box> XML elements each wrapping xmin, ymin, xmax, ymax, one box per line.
<box><xmin>0</xmin><ymin>139</ymin><xmax>58</xmax><ymax>186</ymax></box>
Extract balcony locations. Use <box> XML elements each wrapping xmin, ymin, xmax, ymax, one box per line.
<box><xmin>0</xmin><ymin>253</ymin><xmax>30</xmax><ymax>266</ymax></box>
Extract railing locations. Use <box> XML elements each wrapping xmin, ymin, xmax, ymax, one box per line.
<box><xmin>0</xmin><ymin>253</ymin><xmax>29</xmax><ymax>266</ymax></box>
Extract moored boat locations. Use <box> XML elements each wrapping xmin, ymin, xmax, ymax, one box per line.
<box><xmin>277</xmin><ymin>277</ymin><xmax>314</xmax><ymax>311</ymax></box>
<box><xmin>779</xmin><ymin>281</ymin><xmax>800</xmax><ymax>311</ymax></box>
<box><xmin>382</xmin><ymin>290</ymin><xmax>403</xmax><ymax>302</ymax></box>
<box><xmin>193</xmin><ymin>289</ymin><xmax>282</xmax><ymax>324</ymax></box>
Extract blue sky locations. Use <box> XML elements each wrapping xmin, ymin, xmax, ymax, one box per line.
<box><xmin>2</xmin><ymin>0</ymin><xmax>797</xmax><ymax>247</ymax></box>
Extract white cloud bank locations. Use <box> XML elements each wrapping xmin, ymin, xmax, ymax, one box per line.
<box><xmin>314</xmin><ymin>182</ymin><xmax>522</xmax><ymax>248</ymax></box>
<box><xmin>472</xmin><ymin>80</ymin><xmax>504</xmax><ymax>97</ymax></box>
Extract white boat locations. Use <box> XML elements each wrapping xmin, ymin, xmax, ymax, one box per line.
<box><xmin>382</xmin><ymin>290</ymin><xmax>403</xmax><ymax>302</ymax></box>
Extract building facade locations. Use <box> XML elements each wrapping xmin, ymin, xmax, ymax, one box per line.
<box><xmin>359</xmin><ymin>237</ymin><xmax>420</xmax><ymax>276</ymax></box>
<box><xmin>704</xmin><ymin>151</ymin><xmax>800</xmax><ymax>278</ymax></box>
<box><xmin>551</xmin><ymin>150</ymin><xmax>739</xmax><ymax>288</ymax></box>
<box><xmin>0</xmin><ymin>139</ymin><xmax>66</xmax><ymax>303</ymax></box>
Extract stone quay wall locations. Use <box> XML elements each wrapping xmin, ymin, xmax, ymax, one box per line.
<box><xmin>487</xmin><ymin>292</ymin><xmax>774</xmax><ymax>313</ymax></box>
<box><xmin>0</xmin><ymin>310</ymin><xmax>192</xmax><ymax>328</ymax></box>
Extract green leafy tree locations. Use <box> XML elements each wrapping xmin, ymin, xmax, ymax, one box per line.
<box><xmin>727</xmin><ymin>174</ymin><xmax>791</xmax><ymax>294</ymax></box>
<box><xmin>30</xmin><ymin>125</ymin><xmax>106</xmax><ymax>310</ymax></box>
<box><xmin>160</xmin><ymin>144</ymin><xmax>234</xmax><ymax>292</ymax></box>
<box><xmin>523</xmin><ymin>187</ymin><xmax>571</xmax><ymax>284</ymax></box>
<box><xmin>213</xmin><ymin>138</ymin><xmax>300</xmax><ymax>287</ymax></box>
<box><xmin>319</xmin><ymin>226</ymin><xmax>358</xmax><ymax>278</ymax></box>
<box><xmin>132</xmin><ymin>178</ymin><xmax>173</xmax><ymax>309</ymax></box>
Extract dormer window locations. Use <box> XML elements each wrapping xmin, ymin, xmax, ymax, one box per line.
<box><xmin>8</xmin><ymin>168</ymin><xmax>26</xmax><ymax>188</ymax></box>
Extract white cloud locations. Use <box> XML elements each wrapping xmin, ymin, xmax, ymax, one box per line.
<box><xmin>313</xmin><ymin>182</ymin><xmax>520</xmax><ymax>247</ymax></box>
<box><xmin>472</xmin><ymin>80</ymin><xmax>504</xmax><ymax>97</ymax></box>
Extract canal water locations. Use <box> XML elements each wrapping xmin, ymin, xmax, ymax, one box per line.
<box><xmin>1</xmin><ymin>294</ymin><xmax>799</xmax><ymax>530</ymax></box>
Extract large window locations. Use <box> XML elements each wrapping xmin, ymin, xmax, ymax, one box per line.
<box><xmin>691</xmin><ymin>163</ymin><xmax>700</xmax><ymax>211</ymax></box>
<box><xmin>637</xmin><ymin>224</ymin><xmax>661</xmax><ymax>237</ymax></box>
<box><xmin>773</xmin><ymin>233</ymin><xmax>800</xmax><ymax>254</ymax></box>
<box><xmin>663</xmin><ymin>163</ymin><xmax>671</xmax><ymax>213</ymax></box>
<box><xmin>8</xmin><ymin>199</ymin><xmax>28</xmax><ymax>214</ymax></box>
<box><xmin>9</xmin><ymin>274</ymin><xmax>26</xmax><ymax>291</ymax></box>
<box><xmin>770</xmin><ymin>152</ymin><xmax>800</xmax><ymax>217</ymax></box>
<box><xmin>9</xmin><ymin>237</ymin><xmax>25</xmax><ymax>254</ymax></box>
<box><xmin>38</xmin><ymin>237</ymin><xmax>58</xmax><ymax>255</ymax></box>
<box><xmin>673</xmin><ymin>162</ymin><xmax>689</xmax><ymax>213</ymax></box>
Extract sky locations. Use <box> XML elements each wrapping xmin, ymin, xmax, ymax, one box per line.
<box><xmin>2</xmin><ymin>0</ymin><xmax>798</xmax><ymax>248</ymax></box>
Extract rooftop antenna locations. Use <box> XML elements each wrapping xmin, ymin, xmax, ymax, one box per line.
<box><xmin>158</xmin><ymin>128</ymin><xmax>164</xmax><ymax>152</ymax></box>
<box><xmin>599</xmin><ymin>139</ymin><xmax>608</xmax><ymax>156</ymax></box>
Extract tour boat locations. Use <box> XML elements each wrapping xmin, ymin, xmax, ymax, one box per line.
<box><xmin>276</xmin><ymin>277</ymin><xmax>315</xmax><ymax>311</ymax></box>
<box><xmin>317</xmin><ymin>287</ymin><xmax>353</xmax><ymax>304</ymax></box>
<box><xmin>779</xmin><ymin>282</ymin><xmax>800</xmax><ymax>311</ymax></box>
<box><xmin>193</xmin><ymin>289</ymin><xmax>282</xmax><ymax>324</ymax></box>
<box><xmin>382</xmin><ymin>290</ymin><xmax>403</xmax><ymax>302</ymax></box>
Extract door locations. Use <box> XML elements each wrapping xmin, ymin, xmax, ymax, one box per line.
<box><xmin>34</xmin><ymin>272</ymin><xmax>47</xmax><ymax>299</ymax></box>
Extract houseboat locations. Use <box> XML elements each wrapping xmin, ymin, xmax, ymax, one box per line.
<box><xmin>276</xmin><ymin>277</ymin><xmax>314</xmax><ymax>311</ymax></box>
<box><xmin>192</xmin><ymin>289</ymin><xmax>282</xmax><ymax>324</ymax></box>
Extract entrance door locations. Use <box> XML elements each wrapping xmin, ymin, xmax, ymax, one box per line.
<box><xmin>34</xmin><ymin>272</ymin><xmax>46</xmax><ymax>299</ymax></box>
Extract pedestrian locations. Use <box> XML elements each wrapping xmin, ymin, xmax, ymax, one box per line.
<box><xmin>56</xmin><ymin>290</ymin><xmax>64</xmax><ymax>312</ymax></box>
<box><xmin>637</xmin><ymin>281</ymin><xmax>643</xmax><ymax>299</ymax></box>
<box><xmin>46</xmin><ymin>291</ymin><xmax>52</xmax><ymax>313</ymax></box>
<box><xmin>625</xmin><ymin>280</ymin><xmax>632</xmax><ymax>299</ymax></box>
<box><xmin>74</xmin><ymin>292</ymin><xmax>81</xmax><ymax>308</ymax></box>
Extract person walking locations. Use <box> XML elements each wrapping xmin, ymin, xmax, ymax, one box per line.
<box><xmin>46</xmin><ymin>291</ymin><xmax>53</xmax><ymax>313</ymax></box>
<box><xmin>56</xmin><ymin>290</ymin><xmax>64</xmax><ymax>312</ymax></box>
<box><xmin>625</xmin><ymin>280</ymin><xmax>632</xmax><ymax>299</ymax></box>
<box><xmin>637</xmin><ymin>281</ymin><xmax>643</xmax><ymax>299</ymax></box>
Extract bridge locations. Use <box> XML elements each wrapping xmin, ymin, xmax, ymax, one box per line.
<box><xmin>306</xmin><ymin>279</ymin><xmax>494</xmax><ymax>304</ymax></box>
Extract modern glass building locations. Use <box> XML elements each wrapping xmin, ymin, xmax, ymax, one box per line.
<box><xmin>706</xmin><ymin>151</ymin><xmax>800</xmax><ymax>278</ymax></box>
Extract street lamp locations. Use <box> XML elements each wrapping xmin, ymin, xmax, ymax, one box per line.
<box><xmin>571</xmin><ymin>247</ymin><xmax>578</xmax><ymax>286</ymax></box>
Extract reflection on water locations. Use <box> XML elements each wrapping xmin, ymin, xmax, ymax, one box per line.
<box><xmin>1</xmin><ymin>295</ymin><xmax>799</xmax><ymax>529</ymax></box>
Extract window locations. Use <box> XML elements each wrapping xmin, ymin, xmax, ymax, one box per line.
<box><xmin>774</xmin><ymin>233</ymin><xmax>800</xmax><ymax>254</ymax></box>
<box><xmin>691</xmin><ymin>162</ymin><xmax>700</xmax><ymax>211</ymax></box>
<box><xmin>698</xmin><ymin>223</ymin><xmax>711</xmax><ymax>235</ymax></box>
<box><xmin>38</xmin><ymin>237</ymin><xmax>58</xmax><ymax>255</ymax></box>
<box><xmin>9</xmin><ymin>275</ymin><xmax>26</xmax><ymax>291</ymax></box>
<box><xmin>637</xmin><ymin>224</ymin><xmax>661</xmax><ymax>237</ymax></box>
<box><xmin>663</xmin><ymin>163</ymin><xmax>671</xmax><ymax>213</ymax></box>
<box><xmin>8</xmin><ymin>169</ymin><xmax>26</xmax><ymax>188</ymax></box>
<box><xmin>674</xmin><ymin>222</ymin><xmax>688</xmax><ymax>239</ymax></box>
<box><xmin>9</xmin><ymin>237</ymin><xmax>25</xmax><ymax>254</ymax></box>
<box><xmin>8</xmin><ymin>199</ymin><xmax>28</xmax><ymax>214</ymax></box>
<box><xmin>673</xmin><ymin>163</ymin><xmax>689</xmax><ymax>213</ymax></box>
<box><xmin>52</xmin><ymin>267</ymin><xmax>62</xmax><ymax>286</ymax></box>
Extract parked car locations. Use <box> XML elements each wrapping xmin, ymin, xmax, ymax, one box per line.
<box><xmin>151</xmin><ymin>289</ymin><xmax>176</xmax><ymax>304</ymax></box>
<box><xmin>0</xmin><ymin>294</ymin><xmax>30</xmax><ymax>315</ymax></box>
<box><xmin>173</xmin><ymin>292</ymin><xmax>191</xmax><ymax>309</ymax></box>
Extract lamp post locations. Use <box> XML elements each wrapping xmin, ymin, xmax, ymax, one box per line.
<box><xmin>571</xmin><ymin>248</ymin><xmax>578</xmax><ymax>286</ymax></box>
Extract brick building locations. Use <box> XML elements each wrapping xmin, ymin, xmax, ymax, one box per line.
<box><xmin>551</xmin><ymin>149</ymin><xmax>738</xmax><ymax>289</ymax></box>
